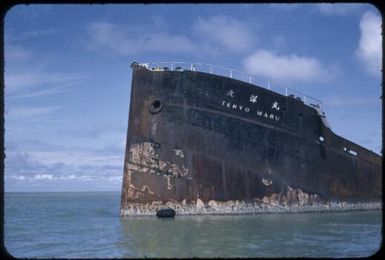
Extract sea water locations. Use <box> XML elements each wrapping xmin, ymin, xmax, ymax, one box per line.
<box><xmin>4</xmin><ymin>192</ymin><xmax>382</xmax><ymax>258</ymax></box>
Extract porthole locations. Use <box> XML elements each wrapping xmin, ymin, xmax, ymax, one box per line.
<box><xmin>319</xmin><ymin>136</ymin><xmax>325</xmax><ymax>142</ymax></box>
<box><xmin>148</xmin><ymin>99</ymin><xmax>163</xmax><ymax>114</ymax></box>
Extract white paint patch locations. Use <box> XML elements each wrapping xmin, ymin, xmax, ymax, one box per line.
<box><xmin>172</xmin><ymin>148</ymin><xmax>185</xmax><ymax>158</ymax></box>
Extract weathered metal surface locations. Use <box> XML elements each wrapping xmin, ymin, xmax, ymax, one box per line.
<box><xmin>121</xmin><ymin>63</ymin><xmax>382</xmax><ymax>216</ymax></box>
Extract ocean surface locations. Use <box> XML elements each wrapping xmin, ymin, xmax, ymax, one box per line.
<box><xmin>4</xmin><ymin>192</ymin><xmax>382</xmax><ymax>258</ymax></box>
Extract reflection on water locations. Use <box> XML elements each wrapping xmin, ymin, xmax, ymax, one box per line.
<box><xmin>119</xmin><ymin>211</ymin><xmax>382</xmax><ymax>258</ymax></box>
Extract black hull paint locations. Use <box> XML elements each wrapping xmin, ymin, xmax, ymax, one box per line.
<box><xmin>121</xmin><ymin>64</ymin><xmax>381</xmax><ymax>215</ymax></box>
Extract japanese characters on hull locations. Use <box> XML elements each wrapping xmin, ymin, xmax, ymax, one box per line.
<box><xmin>222</xmin><ymin>88</ymin><xmax>281</xmax><ymax>122</ymax></box>
<box><xmin>120</xmin><ymin>63</ymin><xmax>382</xmax><ymax>216</ymax></box>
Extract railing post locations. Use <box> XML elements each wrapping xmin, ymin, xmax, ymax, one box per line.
<box><xmin>190</xmin><ymin>64</ymin><xmax>193</xmax><ymax>70</ymax></box>
<box><xmin>285</xmin><ymin>88</ymin><xmax>288</xmax><ymax>96</ymax></box>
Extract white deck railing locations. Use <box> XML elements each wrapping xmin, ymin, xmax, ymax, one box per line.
<box><xmin>140</xmin><ymin>62</ymin><xmax>322</xmax><ymax>108</ymax></box>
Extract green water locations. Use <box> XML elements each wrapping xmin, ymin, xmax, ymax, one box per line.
<box><xmin>4</xmin><ymin>192</ymin><xmax>382</xmax><ymax>258</ymax></box>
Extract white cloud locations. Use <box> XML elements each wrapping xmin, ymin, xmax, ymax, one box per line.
<box><xmin>5</xmin><ymin>45</ymin><xmax>31</xmax><ymax>63</ymax></box>
<box><xmin>4</xmin><ymin>70</ymin><xmax>86</xmax><ymax>100</ymax></box>
<box><xmin>5</xmin><ymin>72</ymin><xmax>47</xmax><ymax>90</ymax></box>
<box><xmin>315</xmin><ymin>3</ymin><xmax>364</xmax><ymax>16</ymax></box>
<box><xmin>5</xmin><ymin>172</ymin><xmax>122</xmax><ymax>192</ymax></box>
<box><xmin>356</xmin><ymin>11</ymin><xmax>382</xmax><ymax>77</ymax></box>
<box><xmin>144</xmin><ymin>33</ymin><xmax>197</xmax><ymax>53</ymax></box>
<box><xmin>242</xmin><ymin>49</ymin><xmax>335</xmax><ymax>83</ymax></box>
<box><xmin>34</xmin><ymin>174</ymin><xmax>54</xmax><ymax>180</ymax></box>
<box><xmin>88</xmin><ymin>21</ymin><xmax>196</xmax><ymax>55</ymax></box>
<box><xmin>23</xmin><ymin>174</ymin><xmax>119</xmax><ymax>182</ymax></box>
<box><xmin>4</xmin><ymin>148</ymin><xmax>124</xmax><ymax>191</ymax></box>
<box><xmin>5</xmin><ymin>42</ymin><xmax>87</xmax><ymax>99</ymax></box>
<box><xmin>5</xmin><ymin>49</ymin><xmax>87</xmax><ymax>99</ymax></box>
<box><xmin>5</xmin><ymin>29</ymin><xmax>57</xmax><ymax>44</ymax></box>
<box><xmin>79</xmin><ymin>175</ymin><xmax>94</xmax><ymax>181</ymax></box>
<box><xmin>6</xmin><ymin>106</ymin><xmax>61</xmax><ymax>120</ymax></box>
<box><xmin>24</xmin><ymin>150</ymin><xmax>121</xmax><ymax>170</ymax></box>
<box><xmin>269</xmin><ymin>4</ymin><xmax>302</xmax><ymax>12</ymax></box>
<box><xmin>5</xmin><ymin>71</ymin><xmax>85</xmax><ymax>93</ymax></box>
<box><xmin>9</xmin><ymin>175</ymin><xmax>26</xmax><ymax>180</ymax></box>
<box><xmin>107</xmin><ymin>176</ymin><xmax>122</xmax><ymax>183</ymax></box>
<box><xmin>88</xmin><ymin>16</ymin><xmax>254</xmax><ymax>56</ymax></box>
<box><xmin>193</xmin><ymin>15</ymin><xmax>253</xmax><ymax>52</ymax></box>
<box><xmin>5</xmin><ymin>144</ymin><xmax>123</xmax><ymax>181</ymax></box>
<box><xmin>30</xmin><ymin>174</ymin><xmax>99</xmax><ymax>181</ymax></box>
<box><xmin>19</xmin><ymin>29</ymin><xmax>57</xmax><ymax>40</ymax></box>
<box><xmin>270</xmin><ymin>3</ymin><xmax>364</xmax><ymax>16</ymax></box>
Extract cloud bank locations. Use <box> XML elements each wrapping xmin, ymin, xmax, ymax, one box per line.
<box><xmin>242</xmin><ymin>49</ymin><xmax>336</xmax><ymax>83</ymax></box>
<box><xmin>315</xmin><ymin>3</ymin><xmax>364</xmax><ymax>16</ymax></box>
<box><xmin>88</xmin><ymin>15</ymin><xmax>254</xmax><ymax>56</ymax></box>
<box><xmin>193</xmin><ymin>15</ymin><xmax>254</xmax><ymax>52</ymax></box>
<box><xmin>88</xmin><ymin>21</ymin><xmax>197</xmax><ymax>55</ymax></box>
<box><xmin>5</xmin><ymin>146</ymin><xmax>124</xmax><ymax>191</ymax></box>
<box><xmin>356</xmin><ymin>11</ymin><xmax>382</xmax><ymax>77</ymax></box>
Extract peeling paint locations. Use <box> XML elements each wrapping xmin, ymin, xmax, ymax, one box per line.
<box><xmin>121</xmin><ymin>199</ymin><xmax>382</xmax><ymax>216</ymax></box>
<box><xmin>128</xmin><ymin>142</ymin><xmax>188</xmax><ymax>177</ymax></box>
<box><xmin>196</xmin><ymin>198</ymin><xmax>204</xmax><ymax>209</ymax></box>
<box><xmin>262</xmin><ymin>178</ymin><xmax>272</xmax><ymax>186</ymax></box>
<box><xmin>141</xmin><ymin>185</ymin><xmax>155</xmax><ymax>195</ymax></box>
<box><xmin>121</xmin><ymin>183</ymin><xmax>383</xmax><ymax>216</ymax></box>
<box><xmin>166</xmin><ymin>175</ymin><xmax>172</xmax><ymax>190</ymax></box>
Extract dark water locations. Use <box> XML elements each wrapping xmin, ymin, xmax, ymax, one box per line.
<box><xmin>4</xmin><ymin>192</ymin><xmax>382</xmax><ymax>258</ymax></box>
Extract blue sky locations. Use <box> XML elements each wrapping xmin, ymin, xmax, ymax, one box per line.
<box><xmin>4</xmin><ymin>4</ymin><xmax>382</xmax><ymax>192</ymax></box>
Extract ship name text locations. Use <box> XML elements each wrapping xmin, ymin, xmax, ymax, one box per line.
<box><xmin>221</xmin><ymin>100</ymin><xmax>280</xmax><ymax>121</ymax></box>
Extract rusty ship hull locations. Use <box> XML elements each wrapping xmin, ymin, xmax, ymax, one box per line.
<box><xmin>120</xmin><ymin>62</ymin><xmax>382</xmax><ymax>216</ymax></box>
